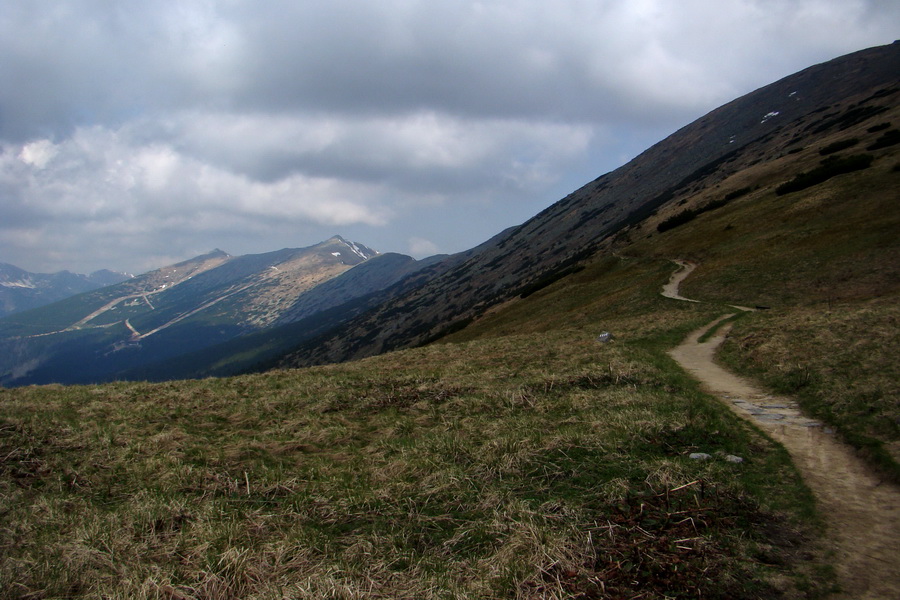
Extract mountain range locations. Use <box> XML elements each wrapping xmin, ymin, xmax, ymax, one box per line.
<box><xmin>0</xmin><ymin>236</ymin><xmax>393</xmax><ymax>385</ymax></box>
<box><xmin>0</xmin><ymin>263</ymin><xmax>130</xmax><ymax>318</ymax></box>
<box><xmin>0</xmin><ymin>41</ymin><xmax>897</xmax><ymax>387</ymax></box>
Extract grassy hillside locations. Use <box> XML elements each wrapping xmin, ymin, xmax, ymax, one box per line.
<box><xmin>0</xmin><ymin>261</ymin><xmax>827</xmax><ymax>598</ymax></box>
<box><xmin>443</xmin><ymin>120</ymin><xmax>899</xmax><ymax>484</ymax></box>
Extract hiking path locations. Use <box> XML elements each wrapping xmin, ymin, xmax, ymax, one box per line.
<box><xmin>664</xmin><ymin>260</ymin><xmax>900</xmax><ymax>600</ymax></box>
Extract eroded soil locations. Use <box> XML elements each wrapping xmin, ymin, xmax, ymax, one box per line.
<box><xmin>665</xmin><ymin>264</ymin><xmax>900</xmax><ymax>600</ymax></box>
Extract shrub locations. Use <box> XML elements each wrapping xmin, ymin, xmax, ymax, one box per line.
<box><xmin>867</xmin><ymin>129</ymin><xmax>900</xmax><ymax>151</ymax></box>
<box><xmin>656</xmin><ymin>210</ymin><xmax>697</xmax><ymax>233</ymax></box>
<box><xmin>656</xmin><ymin>193</ymin><xmax>737</xmax><ymax>233</ymax></box>
<box><xmin>775</xmin><ymin>154</ymin><xmax>875</xmax><ymax>196</ymax></box>
<box><xmin>723</xmin><ymin>187</ymin><xmax>753</xmax><ymax>202</ymax></box>
<box><xmin>818</xmin><ymin>138</ymin><xmax>858</xmax><ymax>155</ymax></box>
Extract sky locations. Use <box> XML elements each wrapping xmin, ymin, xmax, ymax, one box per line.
<box><xmin>1</xmin><ymin>1</ymin><xmax>898</xmax><ymax>275</ymax></box>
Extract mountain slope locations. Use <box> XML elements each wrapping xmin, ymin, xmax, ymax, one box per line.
<box><xmin>275</xmin><ymin>42</ymin><xmax>900</xmax><ymax>369</ymax></box>
<box><xmin>433</xmin><ymin>43</ymin><xmax>900</xmax><ymax>477</ymax></box>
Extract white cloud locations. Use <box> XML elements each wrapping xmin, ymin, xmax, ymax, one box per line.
<box><xmin>161</xmin><ymin>110</ymin><xmax>594</xmax><ymax>186</ymax></box>
<box><xmin>18</xmin><ymin>139</ymin><xmax>58</xmax><ymax>169</ymax></box>
<box><xmin>408</xmin><ymin>236</ymin><xmax>440</xmax><ymax>257</ymax></box>
<box><xmin>0</xmin><ymin>97</ymin><xmax>602</xmax><ymax>271</ymax></box>
<box><xmin>0</xmin><ymin>125</ymin><xmax>397</xmax><ymax>272</ymax></box>
<box><xmin>8</xmin><ymin>126</ymin><xmax>388</xmax><ymax>224</ymax></box>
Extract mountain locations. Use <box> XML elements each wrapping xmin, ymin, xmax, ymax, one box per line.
<box><xmin>271</xmin><ymin>42</ymin><xmax>900</xmax><ymax>369</ymax></box>
<box><xmin>118</xmin><ymin>228</ymin><xmax>514</xmax><ymax>381</ymax></box>
<box><xmin>0</xmin><ymin>263</ymin><xmax>131</xmax><ymax>318</ymax></box>
<box><xmin>0</xmin><ymin>237</ymin><xmax>390</xmax><ymax>385</ymax></box>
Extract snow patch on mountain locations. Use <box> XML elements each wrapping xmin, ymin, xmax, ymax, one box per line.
<box><xmin>343</xmin><ymin>239</ymin><xmax>373</xmax><ymax>260</ymax></box>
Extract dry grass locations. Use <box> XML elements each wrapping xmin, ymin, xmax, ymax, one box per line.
<box><xmin>720</xmin><ymin>298</ymin><xmax>900</xmax><ymax>478</ymax></box>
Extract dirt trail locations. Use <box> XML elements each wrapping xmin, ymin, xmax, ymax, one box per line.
<box><xmin>664</xmin><ymin>262</ymin><xmax>900</xmax><ymax>600</ymax></box>
<box><xmin>660</xmin><ymin>259</ymin><xmax>700</xmax><ymax>303</ymax></box>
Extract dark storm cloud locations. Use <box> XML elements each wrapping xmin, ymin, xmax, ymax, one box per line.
<box><xmin>0</xmin><ymin>1</ymin><xmax>897</xmax><ymax>273</ymax></box>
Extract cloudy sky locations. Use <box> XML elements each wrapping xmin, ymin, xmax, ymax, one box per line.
<box><xmin>1</xmin><ymin>1</ymin><xmax>897</xmax><ymax>274</ymax></box>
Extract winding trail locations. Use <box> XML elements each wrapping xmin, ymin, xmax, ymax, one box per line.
<box><xmin>660</xmin><ymin>259</ymin><xmax>700</xmax><ymax>303</ymax></box>
<box><xmin>663</xmin><ymin>260</ymin><xmax>900</xmax><ymax>600</ymax></box>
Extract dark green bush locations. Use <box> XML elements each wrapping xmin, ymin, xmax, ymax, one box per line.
<box><xmin>656</xmin><ymin>210</ymin><xmax>697</xmax><ymax>233</ymax></box>
<box><xmin>775</xmin><ymin>154</ymin><xmax>875</xmax><ymax>196</ymax></box>
<box><xmin>657</xmin><ymin>193</ymin><xmax>739</xmax><ymax>233</ymax></box>
<box><xmin>867</xmin><ymin>129</ymin><xmax>900</xmax><ymax>151</ymax></box>
<box><xmin>723</xmin><ymin>187</ymin><xmax>753</xmax><ymax>201</ymax></box>
<box><xmin>818</xmin><ymin>138</ymin><xmax>858</xmax><ymax>155</ymax></box>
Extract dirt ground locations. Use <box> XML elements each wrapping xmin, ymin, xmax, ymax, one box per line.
<box><xmin>665</xmin><ymin>264</ymin><xmax>900</xmax><ymax>600</ymax></box>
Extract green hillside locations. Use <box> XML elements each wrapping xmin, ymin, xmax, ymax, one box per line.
<box><xmin>629</xmin><ymin>107</ymin><xmax>900</xmax><ymax>479</ymax></box>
